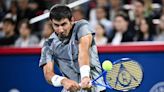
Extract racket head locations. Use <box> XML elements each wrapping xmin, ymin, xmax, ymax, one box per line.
<box><xmin>105</xmin><ymin>58</ymin><xmax>143</xmax><ymax>91</ymax></box>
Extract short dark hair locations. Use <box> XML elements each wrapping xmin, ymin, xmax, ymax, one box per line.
<box><xmin>49</xmin><ymin>4</ymin><xmax>72</xmax><ymax>21</ymax></box>
<box><xmin>2</xmin><ymin>18</ymin><xmax>15</xmax><ymax>25</ymax></box>
<box><xmin>115</xmin><ymin>12</ymin><xmax>129</xmax><ymax>22</ymax></box>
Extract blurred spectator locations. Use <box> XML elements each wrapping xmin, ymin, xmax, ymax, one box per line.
<box><xmin>17</xmin><ymin>0</ymin><xmax>35</xmax><ymax>22</ymax></box>
<box><xmin>0</xmin><ymin>18</ymin><xmax>18</xmax><ymax>46</ymax></box>
<box><xmin>72</xmin><ymin>6</ymin><xmax>85</xmax><ymax>21</ymax></box>
<box><xmin>90</xmin><ymin>6</ymin><xmax>113</xmax><ymax>37</ymax></box>
<box><xmin>28</xmin><ymin>1</ymin><xmax>44</xmax><ymax>34</ymax></box>
<box><xmin>154</xmin><ymin>15</ymin><xmax>164</xmax><ymax>41</ymax></box>
<box><xmin>109</xmin><ymin>0</ymin><xmax>123</xmax><ymax>21</ymax></box>
<box><xmin>108</xmin><ymin>12</ymin><xmax>133</xmax><ymax>45</ymax></box>
<box><xmin>89</xmin><ymin>0</ymin><xmax>110</xmax><ymax>24</ymax></box>
<box><xmin>5</xmin><ymin>1</ymin><xmax>18</xmax><ymax>22</ymax></box>
<box><xmin>94</xmin><ymin>24</ymin><xmax>108</xmax><ymax>46</ymax></box>
<box><xmin>96</xmin><ymin>0</ymin><xmax>109</xmax><ymax>7</ymax></box>
<box><xmin>136</xmin><ymin>19</ymin><xmax>154</xmax><ymax>41</ymax></box>
<box><xmin>15</xmin><ymin>19</ymin><xmax>39</xmax><ymax>47</ymax></box>
<box><xmin>39</xmin><ymin>21</ymin><xmax>54</xmax><ymax>47</ymax></box>
<box><xmin>130</xmin><ymin>0</ymin><xmax>146</xmax><ymax>25</ymax></box>
<box><xmin>144</xmin><ymin>0</ymin><xmax>154</xmax><ymax>18</ymax></box>
<box><xmin>129</xmin><ymin>0</ymin><xmax>155</xmax><ymax>40</ymax></box>
<box><xmin>28</xmin><ymin>1</ymin><xmax>44</xmax><ymax>17</ymax></box>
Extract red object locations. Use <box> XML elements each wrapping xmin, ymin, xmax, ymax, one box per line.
<box><xmin>98</xmin><ymin>44</ymin><xmax>164</xmax><ymax>53</ymax></box>
<box><xmin>0</xmin><ymin>43</ymin><xmax>164</xmax><ymax>55</ymax></box>
<box><xmin>0</xmin><ymin>47</ymin><xmax>41</xmax><ymax>55</ymax></box>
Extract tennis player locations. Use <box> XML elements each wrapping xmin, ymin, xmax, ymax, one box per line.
<box><xmin>39</xmin><ymin>4</ymin><xmax>106</xmax><ymax>92</ymax></box>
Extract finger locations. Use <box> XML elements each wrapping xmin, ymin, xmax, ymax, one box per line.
<box><xmin>75</xmin><ymin>83</ymin><xmax>81</xmax><ymax>90</ymax></box>
<box><xmin>68</xmin><ymin>85</ymin><xmax>74</xmax><ymax>92</ymax></box>
<box><xmin>71</xmin><ymin>86</ymin><xmax>79</xmax><ymax>92</ymax></box>
<box><xmin>67</xmin><ymin>84</ymin><xmax>76</xmax><ymax>91</ymax></box>
<box><xmin>72</xmin><ymin>83</ymin><xmax>80</xmax><ymax>91</ymax></box>
<box><xmin>64</xmin><ymin>84</ymin><xmax>69</xmax><ymax>90</ymax></box>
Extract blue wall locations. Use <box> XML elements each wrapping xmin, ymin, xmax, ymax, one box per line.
<box><xmin>0</xmin><ymin>52</ymin><xmax>164</xmax><ymax>92</ymax></box>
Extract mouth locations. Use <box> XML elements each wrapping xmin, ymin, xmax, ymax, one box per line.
<box><xmin>58</xmin><ymin>32</ymin><xmax>67</xmax><ymax>38</ymax></box>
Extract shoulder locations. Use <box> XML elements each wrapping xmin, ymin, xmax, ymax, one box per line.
<box><xmin>30</xmin><ymin>35</ymin><xmax>39</xmax><ymax>42</ymax></box>
<box><xmin>74</xmin><ymin>19</ymin><xmax>93</xmax><ymax>31</ymax></box>
<box><xmin>43</xmin><ymin>33</ymin><xmax>56</xmax><ymax>47</ymax></box>
<box><xmin>74</xmin><ymin>20</ymin><xmax>95</xmax><ymax>41</ymax></box>
<box><xmin>74</xmin><ymin>19</ymin><xmax>90</xmax><ymax>27</ymax></box>
<box><xmin>15</xmin><ymin>37</ymin><xmax>22</xmax><ymax>45</ymax></box>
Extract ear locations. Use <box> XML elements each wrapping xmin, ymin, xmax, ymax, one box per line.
<box><xmin>71</xmin><ymin>17</ymin><xmax>75</xmax><ymax>24</ymax></box>
<box><xmin>50</xmin><ymin>19</ymin><xmax>53</xmax><ymax>23</ymax></box>
<box><xmin>50</xmin><ymin>19</ymin><xmax>55</xmax><ymax>29</ymax></box>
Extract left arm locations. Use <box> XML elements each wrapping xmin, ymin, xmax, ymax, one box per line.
<box><xmin>78</xmin><ymin>34</ymin><xmax>92</xmax><ymax>66</ymax></box>
<box><xmin>78</xmin><ymin>34</ymin><xmax>93</xmax><ymax>88</ymax></box>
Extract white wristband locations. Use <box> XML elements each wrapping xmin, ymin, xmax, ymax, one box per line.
<box><xmin>51</xmin><ymin>75</ymin><xmax>65</xmax><ymax>87</ymax></box>
<box><xmin>80</xmin><ymin>65</ymin><xmax>90</xmax><ymax>79</ymax></box>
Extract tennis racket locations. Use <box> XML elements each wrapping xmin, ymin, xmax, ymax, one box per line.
<box><xmin>91</xmin><ymin>58</ymin><xmax>143</xmax><ymax>91</ymax></box>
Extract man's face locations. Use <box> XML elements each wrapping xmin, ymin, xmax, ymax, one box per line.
<box><xmin>51</xmin><ymin>18</ymin><xmax>73</xmax><ymax>38</ymax></box>
<box><xmin>133</xmin><ymin>1</ymin><xmax>144</xmax><ymax>16</ymax></box>
<box><xmin>96</xmin><ymin>8</ymin><xmax>106</xmax><ymax>20</ymax></box>
<box><xmin>114</xmin><ymin>16</ymin><xmax>128</xmax><ymax>32</ymax></box>
<box><xmin>3</xmin><ymin>22</ymin><xmax>14</xmax><ymax>34</ymax></box>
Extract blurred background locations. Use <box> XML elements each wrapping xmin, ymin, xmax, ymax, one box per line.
<box><xmin>0</xmin><ymin>0</ymin><xmax>164</xmax><ymax>46</ymax></box>
<box><xmin>0</xmin><ymin>0</ymin><xmax>164</xmax><ymax>92</ymax></box>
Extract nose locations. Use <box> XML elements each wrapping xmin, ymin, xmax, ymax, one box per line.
<box><xmin>57</xmin><ymin>26</ymin><xmax>64</xmax><ymax>33</ymax></box>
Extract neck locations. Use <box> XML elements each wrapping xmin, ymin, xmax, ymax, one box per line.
<box><xmin>22</xmin><ymin>35</ymin><xmax>30</xmax><ymax>40</ymax></box>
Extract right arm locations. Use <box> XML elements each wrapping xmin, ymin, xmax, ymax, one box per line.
<box><xmin>43</xmin><ymin>61</ymin><xmax>55</xmax><ymax>84</ymax></box>
<box><xmin>40</xmin><ymin>39</ymin><xmax>80</xmax><ymax>91</ymax></box>
<box><xmin>43</xmin><ymin>61</ymin><xmax>80</xmax><ymax>91</ymax></box>
<box><xmin>40</xmin><ymin>42</ymin><xmax>65</xmax><ymax>86</ymax></box>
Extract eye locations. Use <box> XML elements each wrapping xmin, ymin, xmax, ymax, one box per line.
<box><xmin>61</xmin><ymin>23</ymin><xmax>67</xmax><ymax>26</ymax></box>
<box><xmin>53</xmin><ymin>24</ymin><xmax>59</xmax><ymax>27</ymax></box>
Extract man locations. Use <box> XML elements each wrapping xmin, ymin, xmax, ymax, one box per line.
<box><xmin>39</xmin><ymin>4</ymin><xmax>105</xmax><ymax>92</ymax></box>
<box><xmin>39</xmin><ymin>20</ymin><xmax>54</xmax><ymax>47</ymax></box>
<box><xmin>0</xmin><ymin>18</ymin><xmax>18</xmax><ymax>46</ymax></box>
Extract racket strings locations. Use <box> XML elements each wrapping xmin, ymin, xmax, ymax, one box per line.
<box><xmin>106</xmin><ymin>60</ymin><xmax>143</xmax><ymax>91</ymax></box>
